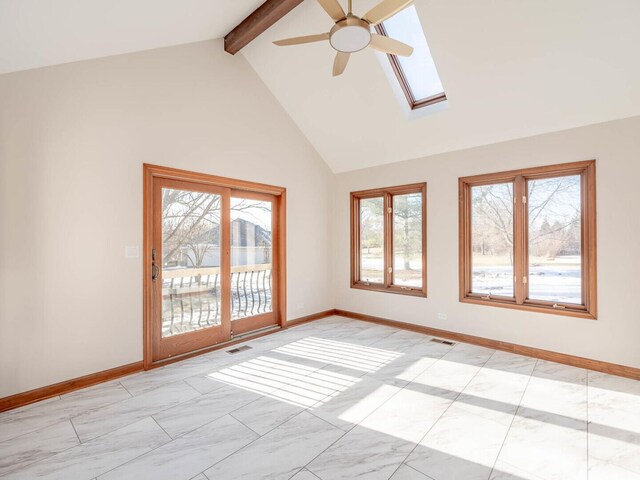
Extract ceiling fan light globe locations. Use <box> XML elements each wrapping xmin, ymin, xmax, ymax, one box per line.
<box><xmin>329</xmin><ymin>17</ymin><xmax>372</xmax><ymax>53</ymax></box>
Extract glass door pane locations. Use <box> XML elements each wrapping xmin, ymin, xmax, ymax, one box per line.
<box><xmin>359</xmin><ymin>197</ymin><xmax>385</xmax><ymax>284</ymax></box>
<box><xmin>471</xmin><ymin>183</ymin><xmax>515</xmax><ymax>297</ymax></box>
<box><xmin>527</xmin><ymin>175</ymin><xmax>582</xmax><ymax>304</ymax></box>
<box><xmin>161</xmin><ymin>187</ymin><xmax>222</xmax><ymax>337</ymax></box>
<box><xmin>230</xmin><ymin>197</ymin><xmax>273</xmax><ymax>320</ymax></box>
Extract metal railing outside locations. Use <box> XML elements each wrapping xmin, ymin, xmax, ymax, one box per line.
<box><xmin>161</xmin><ymin>264</ymin><xmax>272</xmax><ymax>337</ymax></box>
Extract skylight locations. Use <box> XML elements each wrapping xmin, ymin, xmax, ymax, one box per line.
<box><xmin>376</xmin><ymin>6</ymin><xmax>446</xmax><ymax>109</ymax></box>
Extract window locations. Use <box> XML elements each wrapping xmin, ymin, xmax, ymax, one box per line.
<box><xmin>459</xmin><ymin>161</ymin><xmax>597</xmax><ymax>318</ymax></box>
<box><xmin>376</xmin><ymin>5</ymin><xmax>446</xmax><ymax>110</ymax></box>
<box><xmin>351</xmin><ymin>183</ymin><xmax>426</xmax><ymax>297</ymax></box>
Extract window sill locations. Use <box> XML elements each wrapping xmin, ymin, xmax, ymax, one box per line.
<box><xmin>351</xmin><ymin>283</ymin><xmax>427</xmax><ymax>298</ymax></box>
<box><xmin>460</xmin><ymin>295</ymin><xmax>597</xmax><ymax>320</ymax></box>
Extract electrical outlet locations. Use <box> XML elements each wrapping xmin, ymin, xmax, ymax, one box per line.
<box><xmin>437</xmin><ymin>312</ymin><xmax>447</xmax><ymax>321</ymax></box>
<box><xmin>296</xmin><ymin>303</ymin><xmax>305</xmax><ymax>310</ymax></box>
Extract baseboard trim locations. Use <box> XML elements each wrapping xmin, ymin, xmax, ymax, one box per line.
<box><xmin>0</xmin><ymin>361</ymin><xmax>144</xmax><ymax>414</ymax></box>
<box><xmin>4</xmin><ymin>307</ymin><xmax>636</xmax><ymax>413</ymax></box>
<box><xmin>0</xmin><ymin>309</ymin><xmax>337</xmax><ymax>413</ymax></box>
<box><xmin>334</xmin><ymin>309</ymin><xmax>640</xmax><ymax>381</ymax></box>
<box><xmin>286</xmin><ymin>309</ymin><xmax>336</xmax><ymax>327</ymax></box>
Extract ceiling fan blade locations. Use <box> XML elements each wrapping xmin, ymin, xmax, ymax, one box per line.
<box><xmin>333</xmin><ymin>51</ymin><xmax>351</xmax><ymax>76</ymax></box>
<box><xmin>369</xmin><ymin>34</ymin><xmax>413</xmax><ymax>57</ymax></box>
<box><xmin>317</xmin><ymin>0</ymin><xmax>346</xmax><ymax>22</ymax></box>
<box><xmin>363</xmin><ymin>0</ymin><xmax>413</xmax><ymax>25</ymax></box>
<box><xmin>273</xmin><ymin>33</ymin><xmax>330</xmax><ymax>46</ymax></box>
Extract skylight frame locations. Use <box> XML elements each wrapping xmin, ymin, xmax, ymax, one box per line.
<box><xmin>375</xmin><ymin>21</ymin><xmax>446</xmax><ymax>110</ymax></box>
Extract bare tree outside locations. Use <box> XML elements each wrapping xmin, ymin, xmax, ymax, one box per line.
<box><xmin>471</xmin><ymin>182</ymin><xmax>515</xmax><ymax>296</ymax></box>
<box><xmin>527</xmin><ymin>175</ymin><xmax>581</xmax><ymax>303</ymax></box>
<box><xmin>393</xmin><ymin>193</ymin><xmax>422</xmax><ymax>286</ymax></box>
<box><xmin>471</xmin><ymin>175</ymin><xmax>582</xmax><ymax>303</ymax></box>
<box><xmin>160</xmin><ymin>188</ymin><xmax>274</xmax><ymax>337</ymax></box>
<box><xmin>358</xmin><ymin>193</ymin><xmax>423</xmax><ymax>286</ymax></box>
<box><xmin>162</xmin><ymin>190</ymin><xmax>270</xmax><ymax>269</ymax></box>
<box><xmin>161</xmin><ymin>189</ymin><xmax>222</xmax><ymax>337</ymax></box>
<box><xmin>161</xmin><ymin>189</ymin><xmax>221</xmax><ymax>268</ymax></box>
<box><xmin>359</xmin><ymin>197</ymin><xmax>384</xmax><ymax>283</ymax></box>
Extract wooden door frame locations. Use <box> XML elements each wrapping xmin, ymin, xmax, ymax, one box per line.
<box><xmin>143</xmin><ymin>164</ymin><xmax>287</xmax><ymax>369</ymax></box>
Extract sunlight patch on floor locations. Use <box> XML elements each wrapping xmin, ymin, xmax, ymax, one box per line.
<box><xmin>274</xmin><ymin>336</ymin><xmax>402</xmax><ymax>372</ymax></box>
<box><xmin>205</xmin><ymin>354</ymin><xmax>361</xmax><ymax>408</ymax></box>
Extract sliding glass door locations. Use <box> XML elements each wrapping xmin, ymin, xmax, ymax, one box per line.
<box><xmin>144</xmin><ymin>166</ymin><xmax>285</xmax><ymax>364</ymax></box>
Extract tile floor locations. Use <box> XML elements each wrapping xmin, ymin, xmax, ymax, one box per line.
<box><xmin>1</xmin><ymin>316</ymin><xmax>639</xmax><ymax>480</ymax></box>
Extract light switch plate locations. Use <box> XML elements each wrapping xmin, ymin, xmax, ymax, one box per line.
<box><xmin>125</xmin><ymin>246</ymin><xmax>139</xmax><ymax>259</ymax></box>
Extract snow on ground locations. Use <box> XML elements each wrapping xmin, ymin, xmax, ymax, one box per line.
<box><xmin>473</xmin><ymin>261</ymin><xmax>581</xmax><ymax>304</ymax></box>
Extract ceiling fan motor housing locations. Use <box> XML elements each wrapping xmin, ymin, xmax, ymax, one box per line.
<box><xmin>329</xmin><ymin>16</ymin><xmax>372</xmax><ymax>53</ymax></box>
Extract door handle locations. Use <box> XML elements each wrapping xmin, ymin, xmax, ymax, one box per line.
<box><xmin>152</xmin><ymin>263</ymin><xmax>159</xmax><ymax>281</ymax></box>
<box><xmin>152</xmin><ymin>248</ymin><xmax>159</xmax><ymax>282</ymax></box>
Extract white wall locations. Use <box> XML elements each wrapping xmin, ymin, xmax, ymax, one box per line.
<box><xmin>1</xmin><ymin>38</ymin><xmax>639</xmax><ymax>399</ymax></box>
<box><xmin>333</xmin><ymin>116</ymin><xmax>640</xmax><ymax>369</ymax></box>
<box><xmin>0</xmin><ymin>40</ymin><xmax>334</xmax><ymax>397</ymax></box>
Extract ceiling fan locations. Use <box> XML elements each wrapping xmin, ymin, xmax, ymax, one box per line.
<box><xmin>273</xmin><ymin>0</ymin><xmax>414</xmax><ymax>76</ymax></box>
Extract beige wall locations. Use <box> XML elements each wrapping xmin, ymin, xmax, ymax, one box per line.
<box><xmin>333</xmin><ymin>116</ymin><xmax>640</xmax><ymax>369</ymax></box>
<box><xmin>1</xmin><ymin>39</ymin><xmax>639</xmax><ymax>399</ymax></box>
<box><xmin>0</xmin><ymin>40</ymin><xmax>334</xmax><ymax>397</ymax></box>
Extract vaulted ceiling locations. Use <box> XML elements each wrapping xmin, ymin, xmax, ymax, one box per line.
<box><xmin>242</xmin><ymin>0</ymin><xmax>640</xmax><ymax>172</ymax></box>
<box><xmin>0</xmin><ymin>0</ymin><xmax>264</xmax><ymax>73</ymax></box>
<box><xmin>2</xmin><ymin>0</ymin><xmax>640</xmax><ymax>173</ymax></box>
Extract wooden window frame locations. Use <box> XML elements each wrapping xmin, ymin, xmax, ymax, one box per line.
<box><xmin>459</xmin><ymin>160</ymin><xmax>597</xmax><ymax>319</ymax></box>
<box><xmin>351</xmin><ymin>183</ymin><xmax>427</xmax><ymax>297</ymax></box>
<box><xmin>374</xmin><ymin>23</ymin><xmax>447</xmax><ymax>110</ymax></box>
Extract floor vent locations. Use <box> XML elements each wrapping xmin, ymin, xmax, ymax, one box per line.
<box><xmin>227</xmin><ymin>345</ymin><xmax>252</xmax><ymax>354</ymax></box>
<box><xmin>431</xmin><ymin>338</ymin><xmax>455</xmax><ymax>346</ymax></box>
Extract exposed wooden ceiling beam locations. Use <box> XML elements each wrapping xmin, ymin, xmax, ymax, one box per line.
<box><xmin>224</xmin><ymin>0</ymin><xmax>304</xmax><ymax>55</ymax></box>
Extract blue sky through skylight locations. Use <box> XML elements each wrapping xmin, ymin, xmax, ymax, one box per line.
<box><xmin>382</xmin><ymin>6</ymin><xmax>444</xmax><ymax>101</ymax></box>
